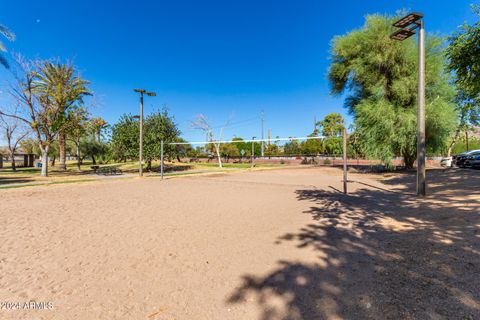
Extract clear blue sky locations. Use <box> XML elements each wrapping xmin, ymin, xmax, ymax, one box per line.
<box><xmin>0</xmin><ymin>0</ymin><xmax>477</xmax><ymax>142</ymax></box>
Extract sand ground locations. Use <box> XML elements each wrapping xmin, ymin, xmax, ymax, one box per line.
<box><xmin>0</xmin><ymin>167</ymin><xmax>479</xmax><ymax>320</ymax></box>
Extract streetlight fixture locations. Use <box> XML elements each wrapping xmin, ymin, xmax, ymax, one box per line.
<box><xmin>133</xmin><ymin>88</ymin><xmax>156</xmax><ymax>177</ymax></box>
<box><xmin>390</xmin><ymin>12</ymin><xmax>426</xmax><ymax>196</ymax></box>
<box><xmin>251</xmin><ymin>136</ymin><xmax>256</xmax><ymax>168</ymax></box>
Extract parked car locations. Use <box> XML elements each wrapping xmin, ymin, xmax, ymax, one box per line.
<box><xmin>453</xmin><ymin>149</ymin><xmax>480</xmax><ymax>168</ymax></box>
<box><xmin>464</xmin><ymin>151</ymin><xmax>480</xmax><ymax>168</ymax></box>
<box><xmin>440</xmin><ymin>156</ymin><xmax>453</xmax><ymax>167</ymax></box>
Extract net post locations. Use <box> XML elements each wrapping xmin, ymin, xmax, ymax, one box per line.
<box><xmin>161</xmin><ymin>140</ymin><xmax>164</xmax><ymax>180</ymax></box>
<box><xmin>343</xmin><ymin>128</ymin><xmax>348</xmax><ymax>194</ymax></box>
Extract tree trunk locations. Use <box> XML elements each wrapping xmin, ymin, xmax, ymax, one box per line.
<box><xmin>10</xmin><ymin>154</ymin><xmax>16</xmax><ymax>171</ymax></box>
<box><xmin>447</xmin><ymin>125</ymin><xmax>463</xmax><ymax>157</ymax></box>
<box><xmin>59</xmin><ymin>130</ymin><xmax>67</xmax><ymax>170</ymax></box>
<box><xmin>215</xmin><ymin>143</ymin><xmax>222</xmax><ymax>168</ymax></box>
<box><xmin>51</xmin><ymin>156</ymin><xmax>56</xmax><ymax>167</ymax></box>
<box><xmin>76</xmin><ymin>141</ymin><xmax>81</xmax><ymax>172</ymax></box>
<box><xmin>146</xmin><ymin>160</ymin><xmax>152</xmax><ymax>171</ymax></box>
<box><xmin>403</xmin><ymin>153</ymin><xmax>415</xmax><ymax>169</ymax></box>
<box><xmin>40</xmin><ymin>147</ymin><xmax>49</xmax><ymax>177</ymax></box>
<box><xmin>91</xmin><ymin>155</ymin><xmax>96</xmax><ymax>165</ymax></box>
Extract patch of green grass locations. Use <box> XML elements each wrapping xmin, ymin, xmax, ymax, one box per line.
<box><xmin>0</xmin><ymin>178</ymin><xmax>95</xmax><ymax>189</ymax></box>
<box><xmin>0</xmin><ymin>167</ymin><xmax>40</xmax><ymax>174</ymax></box>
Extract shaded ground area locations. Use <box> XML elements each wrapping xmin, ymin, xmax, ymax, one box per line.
<box><xmin>0</xmin><ymin>167</ymin><xmax>478</xmax><ymax>319</ymax></box>
<box><xmin>228</xmin><ymin>168</ymin><xmax>480</xmax><ymax>319</ymax></box>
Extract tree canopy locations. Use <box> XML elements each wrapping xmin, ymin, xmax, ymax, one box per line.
<box><xmin>328</xmin><ymin>13</ymin><xmax>457</xmax><ymax>167</ymax></box>
<box><xmin>446</xmin><ymin>5</ymin><xmax>480</xmax><ymax>129</ymax></box>
<box><xmin>110</xmin><ymin>109</ymin><xmax>181</xmax><ymax>168</ymax></box>
<box><xmin>316</xmin><ymin>112</ymin><xmax>344</xmax><ymax>137</ymax></box>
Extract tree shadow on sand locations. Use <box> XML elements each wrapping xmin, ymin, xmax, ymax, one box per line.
<box><xmin>228</xmin><ymin>170</ymin><xmax>480</xmax><ymax>319</ymax></box>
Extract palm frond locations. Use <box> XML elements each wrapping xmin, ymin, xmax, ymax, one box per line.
<box><xmin>0</xmin><ymin>24</ymin><xmax>15</xmax><ymax>42</ymax></box>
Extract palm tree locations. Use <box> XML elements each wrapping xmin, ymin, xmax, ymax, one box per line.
<box><xmin>90</xmin><ymin>117</ymin><xmax>108</xmax><ymax>143</ymax></box>
<box><xmin>34</xmin><ymin>62</ymin><xmax>91</xmax><ymax>170</ymax></box>
<box><xmin>0</xmin><ymin>23</ymin><xmax>15</xmax><ymax>68</ymax></box>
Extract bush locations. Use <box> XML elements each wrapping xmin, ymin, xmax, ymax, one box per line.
<box><xmin>324</xmin><ymin>158</ymin><xmax>331</xmax><ymax>165</ymax></box>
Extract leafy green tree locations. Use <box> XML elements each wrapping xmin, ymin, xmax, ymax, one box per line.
<box><xmin>34</xmin><ymin>61</ymin><xmax>91</xmax><ymax>170</ymax></box>
<box><xmin>0</xmin><ymin>23</ymin><xmax>15</xmax><ymax>68</ymax></box>
<box><xmin>231</xmin><ymin>137</ymin><xmax>247</xmax><ymax>157</ymax></box>
<box><xmin>143</xmin><ymin>109</ymin><xmax>180</xmax><ymax>170</ymax></box>
<box><xmin>317</xmin><ymin>113</ymin><xmax>344</xmax><ymax>137</ymax></box>
<box><xmin>265</xmin><ymin>142</ymin><xmax>279</xmax><ymax>157</ymax></box>
<box><xmin>284</xmin><ymin>139</ymin><xmax>301</xmax><ymax>156</ymax></box>
<box><xmin>300</xmin><ymin>132</ymin><xmax>323</xmax><ymax>155</ymax></box>
<box><xmin>446</xmin><ymin>5</ymin><xmax>480</xmax><ymax>155</ymax></box>
<box><xmin>329</xmin><ymin>13</ymin><xmax>457</xmax><ymax>168</ymax></box>
<box><xmin>220</xmin><ymin>143</ymin><xmax>240</xmax><ymax>161</ymax></box>
<box><xmin>48</xmin><ymin>141</ymin><xmax>60</xmax><ymax>166</ymax></box>
<box><xmin>65</xmin><ymin>107</ymin><xmax>89</xmax><ymax>171</ymax></box>
<box><xmin>110</xmin><ymin>110</ymin><xmax>180</xmax><ymax>170</ymax></box>
<box><xmin>80</xmin><ymin>138</ymin><xmax>108</xmax><ymax>165</ymax></box>
<box><xmin>173</xmin><ymin>137</ymin><xmax>193</xmax><ymax>162</ymax></box>
<box><xmin>110</xmin><ymin>114</ymin><xmax>139</xmax><ymax>162</ymax></box>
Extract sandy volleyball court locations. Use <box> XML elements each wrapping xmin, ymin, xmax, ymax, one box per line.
<box><xmin>0</xmin><ymin>167</ymin><xmax>479</xmax><ymax>319</ymax></box>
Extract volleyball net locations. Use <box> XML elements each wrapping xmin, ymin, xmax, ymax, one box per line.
<box><xmin>154</xmin><ymin>134</ymin><xmax>357</xmax><ymax>193</ymax></box>
<box><xmin>160</xmin><ymin>134</ymin><xmax>367</xmax><ymax>166</ymax></box>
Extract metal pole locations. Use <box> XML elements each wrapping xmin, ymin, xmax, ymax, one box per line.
<box><xmin>417</xmin><ymin>20</ymin><xmax>426</xmax><ymax>196</ymax></box>
<box><xmin>343</xmin><ymin>127</ymin><xmax>347</xmax><ymax>194</ymax></box>
<box><xmin>251</xmin><ymin>139</ymin><xmax>255</xmax><ymax>168</ymax></box>
<box><xmin>139</xmin><ymin>93</ymin><xmax>144</xmax><ymax>177</ymax></box>
<box><xmin>261</xmin><ymin>111</ymin><xmax>264</xmax><ymax>157</ymax></box>
<box><xmin>160</xmin><ymin>140</ymin><xmax>164</xmax><ymax>180</ymax></box>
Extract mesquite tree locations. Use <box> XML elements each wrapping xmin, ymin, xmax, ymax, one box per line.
<box><xmin>328</xmin><ymin>13</ymin><xmax>457</xmax><ymax>167</ymax></box>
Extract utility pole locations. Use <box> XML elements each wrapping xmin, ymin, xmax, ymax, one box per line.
<box><xmin>261</xmin><ymin>111</ymin><xmax>264</xmax><ymax>157</ymax></box>
<box><xmin>133</xmin><ymin>88</ymin><xmax>156</xmax><ymax>177</ymax></box>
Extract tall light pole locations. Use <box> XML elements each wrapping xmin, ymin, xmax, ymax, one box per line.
<box><xmin>134</xmin><ymin>88</ymin><xmax>156</xmax><ymax>177</ymax></box>
<box><xmin>390</xmin><ymin>12</ymin><xmax>426</xmax><ymax>196</ymax></box>
<box><xmin>260</xmin><ymin>111</ymin><xmax>264</xmax><ymax>157</ymax></box>
<box><xmin>251</xmin><ymin>136</ymin><xmax>256</xmax><ymax>168</ymax></box>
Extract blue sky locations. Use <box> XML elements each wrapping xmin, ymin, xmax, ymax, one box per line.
<box><xmin>0</xmin><ymin>0</ymin><xmax>478</xmax><ymax>142</ymax></box>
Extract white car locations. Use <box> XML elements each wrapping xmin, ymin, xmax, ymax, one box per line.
<box><xmin>440</xmin><ymin>156</ymin><xmax>453</xmax><ymax>167</ymax></box>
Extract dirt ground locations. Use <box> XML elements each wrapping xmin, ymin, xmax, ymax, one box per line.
<box><xmin>0</xmin><ymin>167</ymin><xmax>478</xmax><ymax>320</ymax></box>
